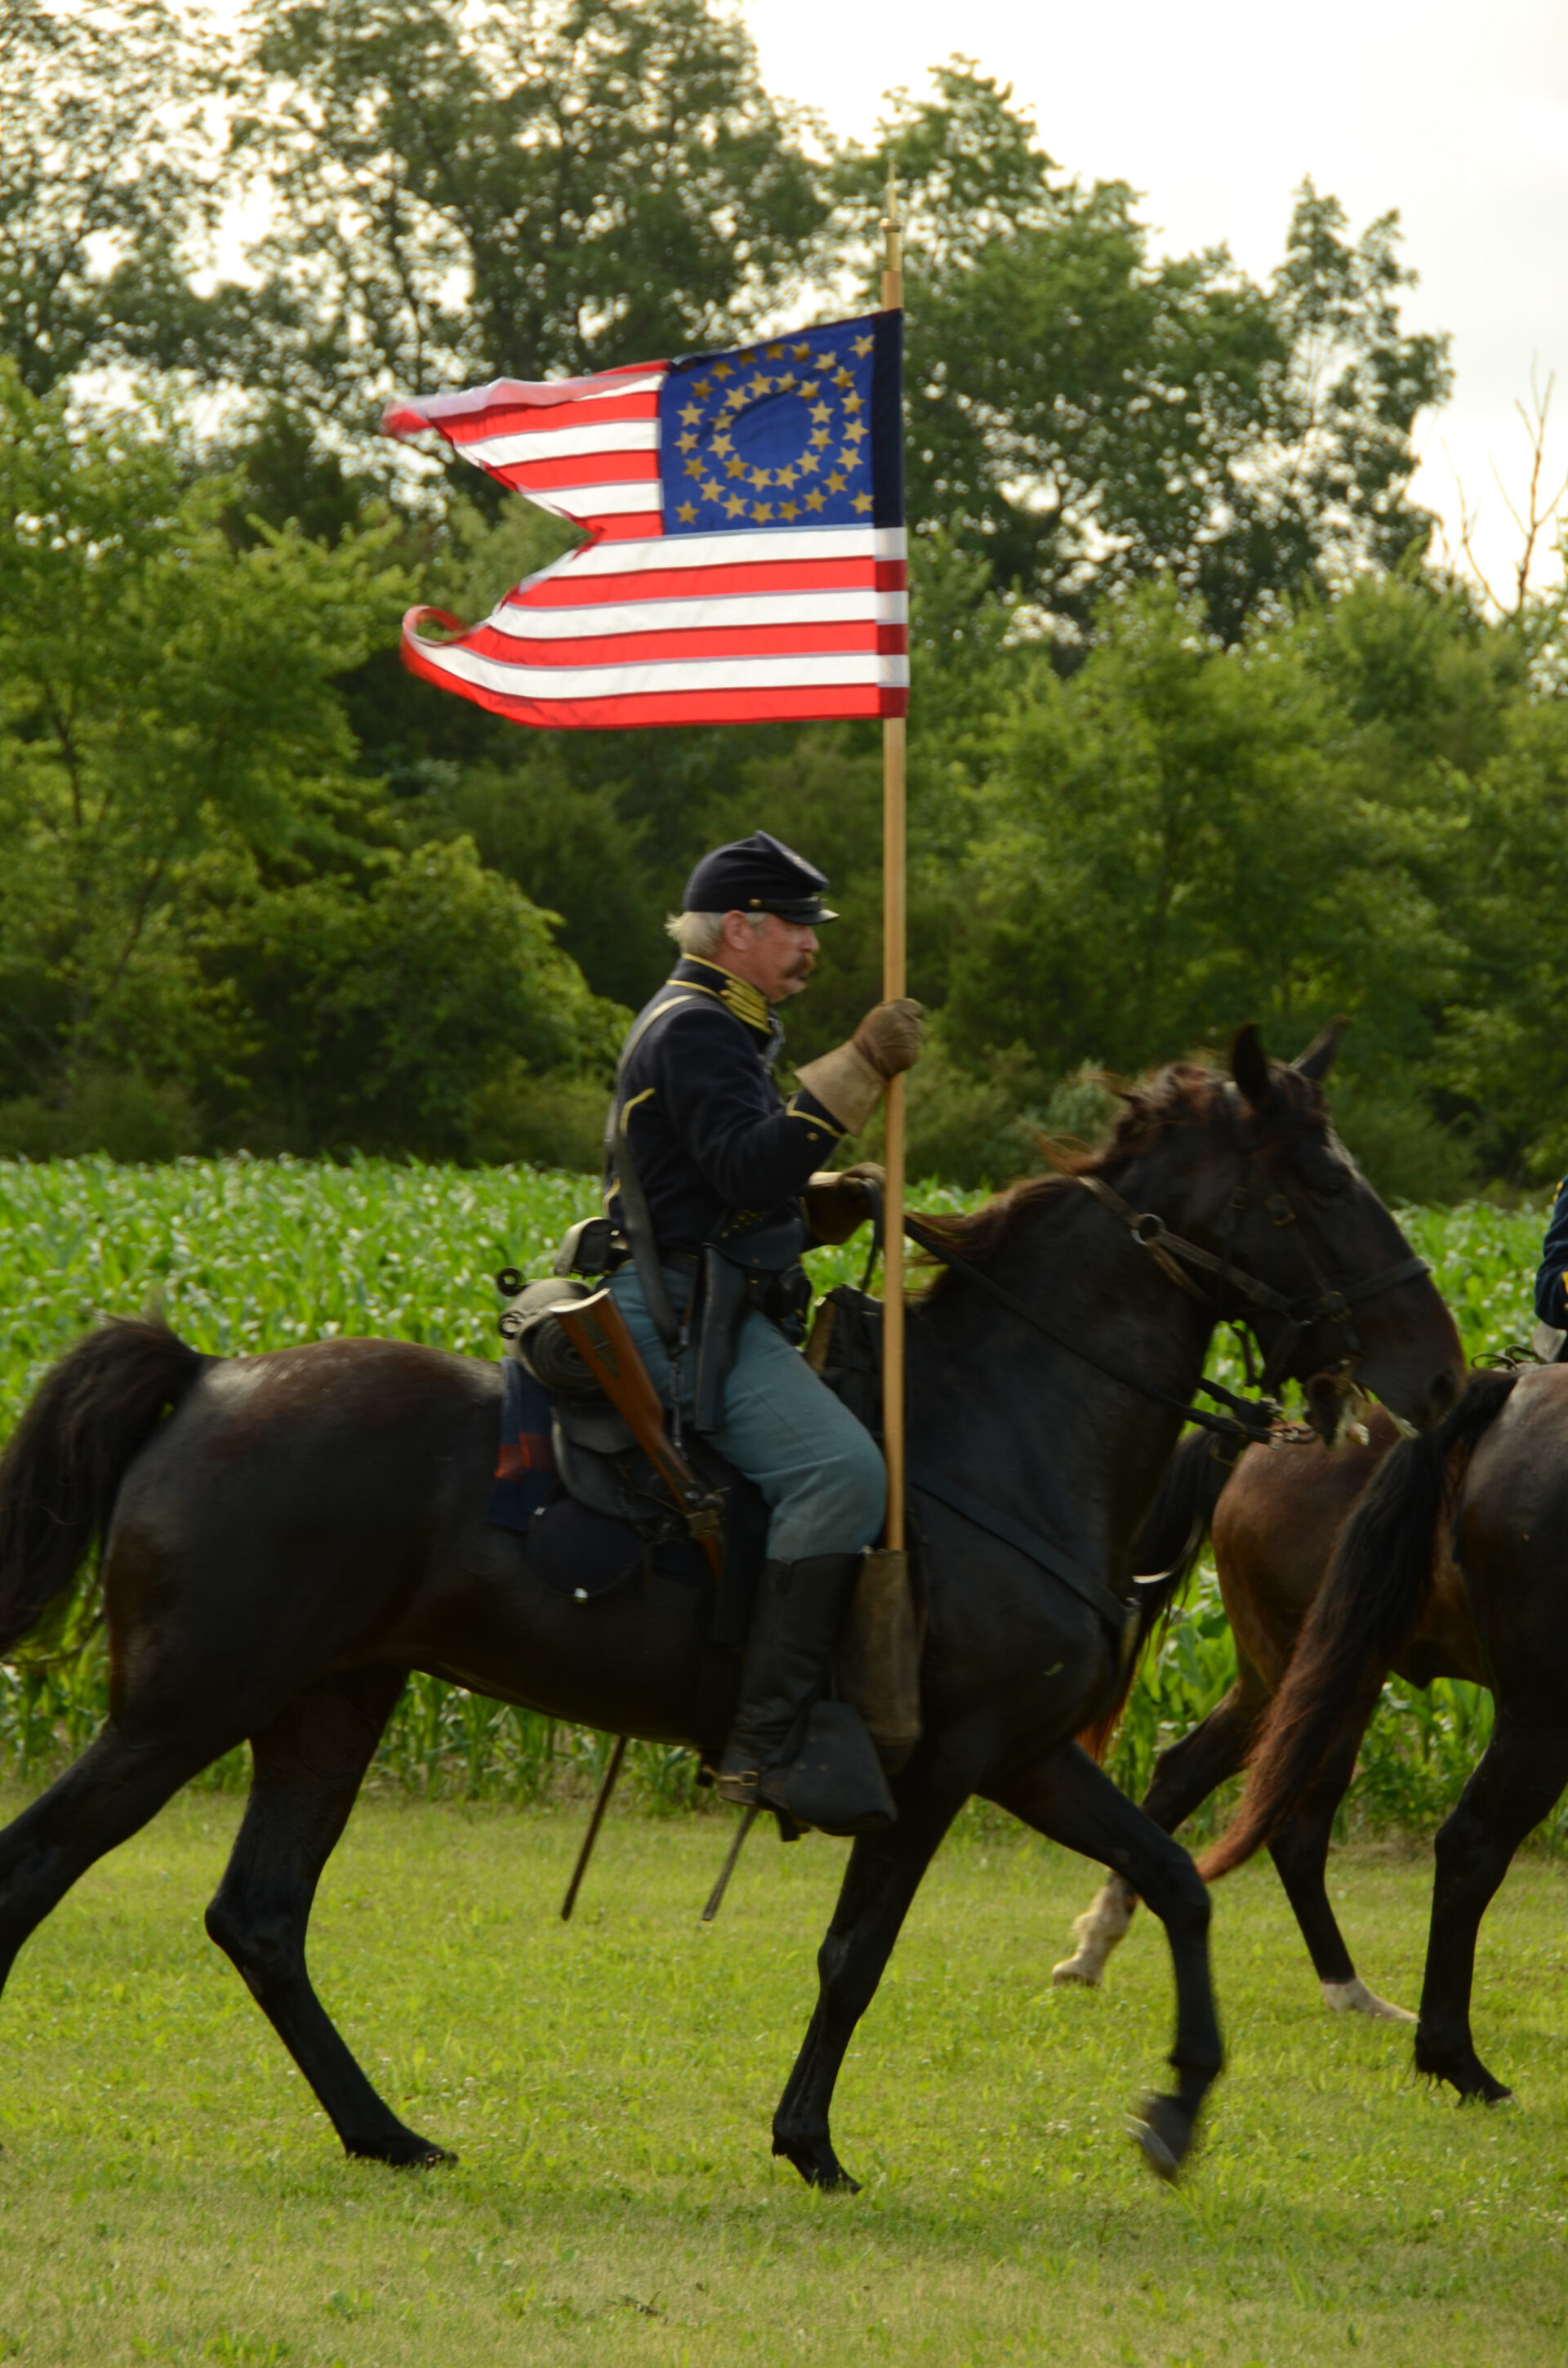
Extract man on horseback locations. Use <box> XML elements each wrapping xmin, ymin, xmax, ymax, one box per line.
<box><xmin>602</xmin><ymin>829</ymin><xmax>921</xmax><ymax>1832</ymax></box>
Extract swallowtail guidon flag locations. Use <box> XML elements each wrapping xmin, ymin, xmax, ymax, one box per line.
<box><xmin>381</xmin><ymin>310</ymin><xmax>906</xmax><ymax>729</ymax></box>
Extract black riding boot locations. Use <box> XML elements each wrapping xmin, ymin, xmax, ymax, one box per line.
<box><xmin>716</xmin><ymin>1554</ymin><xmax>897</xmax><ymax>1837</ymax></box>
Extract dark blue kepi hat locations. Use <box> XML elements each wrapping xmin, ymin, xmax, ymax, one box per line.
<box><xmin>680</xmin><ymin>830</ymin><xmax>837</xmax><ymax>925</ymax></box>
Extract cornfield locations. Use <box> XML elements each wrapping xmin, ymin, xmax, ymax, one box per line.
<box><xmin>0</xmin><ymin>1157</ymin><xmax>1548</xmax><ymax>1835</ymax></box>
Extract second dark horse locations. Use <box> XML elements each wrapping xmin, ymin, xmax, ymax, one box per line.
<box><xmin>0</xmin><ymin>1030</ymin><xmax>1460</xmax><ymax>2184</ymax></box>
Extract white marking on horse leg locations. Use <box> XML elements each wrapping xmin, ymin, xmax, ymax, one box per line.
<box><xmin>1052</xmin><ymin>1874</ymin><xmax>1138</xmax><ymax>1988</ymax></box>
<box><xmin>1321</xmin><ymin>1973</ymin><xmax>1417</xmax><ymax>2024</ymax></box>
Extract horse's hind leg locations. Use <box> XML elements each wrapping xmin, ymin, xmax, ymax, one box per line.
<box><xmin>991</xmin><ymin>1741</ymin><xmax>1221</xmax><ymax>2181</ymax></box>
<box><xmin>204</xmin><ymin>1662</ymin><xmax>448</xmax><ymax>2168</ymax></box>
<box><xmin>772</xmin><ymin>1755</ymin><xmax>971</xmax><ymax>2192</ymax></box>
<box><xmin>1267</xmin><ymin>1715</ymin><xmax>1413</xmax><ymax>2022</ymax></box>
<box><xmin>0</xmin><ymin>1721</ymin><xmax>229</xmax><ymax>1987</ymax></box>
<box><xmin>1054</xmin><ymin>1679</ymin><xmax>1263</xmax><ymax>1988</ymax></box>
<box><xmin>1414</xmin><ymin>1715</ymin><xmax>1568</xmax><ymax>2103</ymax></box>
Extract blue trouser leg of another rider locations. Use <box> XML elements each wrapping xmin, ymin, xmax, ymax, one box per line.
<box><xmin>607</xmin><ymin>1264</ymin><xmax>885</xmax><ymax>1559</ymax></box>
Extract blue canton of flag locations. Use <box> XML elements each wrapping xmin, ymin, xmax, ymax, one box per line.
<box><xmin>659</xmin><ymin>314</ymin><xmax>902</xmax><ymax>536</ymax></box>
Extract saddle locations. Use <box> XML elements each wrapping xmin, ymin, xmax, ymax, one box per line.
<box><xmin>484</xmin><ymin>1269</ymin><xmax>920</xmax><ymax>1764</ymax></box>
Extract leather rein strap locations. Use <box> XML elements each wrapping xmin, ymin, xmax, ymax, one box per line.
<box><xmin>904</xmin><ymin>1169</ymin><xmax>1430</xmax><ymax>1452</ymax></box>
<box><xmin>902</xmin><ymin>1211</ymin><xmax>1276</xmax><ymax>1449</ymax></box>
<box><xmin>1075</xmin><ymin>1173</ymin><xmax>1431</xmax><ymax>1399</ymax></box>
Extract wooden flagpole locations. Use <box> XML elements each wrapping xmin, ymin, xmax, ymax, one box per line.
<box><xmin>880</xmin><ymin>169</ymin><xmax>906</xmax><ymax>1553</ymax></box>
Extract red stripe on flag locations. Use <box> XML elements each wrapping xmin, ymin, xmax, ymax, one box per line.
<box><xmin>505</xmin><ymin>449</ymin><xmax>661</xmax><ymax>493</ymax></box>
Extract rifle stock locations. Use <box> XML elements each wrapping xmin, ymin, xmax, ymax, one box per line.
<box><xmin>554</xmin><ymin>1291</ymin><xmax>724</xmax><ymax>1583</ymax></box>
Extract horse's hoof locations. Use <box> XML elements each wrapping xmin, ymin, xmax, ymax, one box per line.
<box><xmin>350</xmin><ymin>2130</ymin><xmax>456</xmax><ymax>2170</ymax></box>
<box><xmin>1321</xmin><ymin>1975</ymin><xmax>1416</xmax><ymax>2025</ymax></box>
<box><xmin>1051</xmin><ymin>1956</ymin><xmax>1101</xmax><ymax>1988</ymax></box>
<box><xmin>772</xmin><ymin>2132</ymin><xmax>860</xmax><ymax>2192</ymax></box>
<box><xmin>1128</xmin><ymin>2095</ymin><xmax>1190</xmax><ymax>2183</ymax></box>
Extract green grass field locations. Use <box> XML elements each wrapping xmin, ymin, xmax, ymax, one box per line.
<box><xmin>0</xmin><ymin>1793</ymin><xmax>1565</xmax><ymax>2366</ymax></box>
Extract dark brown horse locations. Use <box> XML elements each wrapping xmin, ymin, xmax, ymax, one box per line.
<box><xmin>1053</xmin><ymin>1410</ymin><xmax>1482</xmax><ymax>2017</ymax></box>
<box><xmin>0</xmin><ymin>1031</ymin><xmax>1461</xmax><ymax>2183</ymax></box>
<box><xmin>1200</xmin><ymin>1363</ymin><xmax>1568</xmax><ymax>2101</ymax></box>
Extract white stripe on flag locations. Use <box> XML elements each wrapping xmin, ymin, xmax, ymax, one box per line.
<box><xmin>486</xmin><ymin>589</ymin><xmax>909</xmax><ymax>640</ymax></box>
<box><xmin>556</xmin><ymin>524</ymin><xmax>905</xmax><ymax>578</ymax></box>
<box><xmin>529</xmin><ymin>481</ymin><xmax>664</xmax><ymax>520</ymax></box>
<box><xmin>417</xmin><ymin>645</ymin><xmax>910</xmax><ymax>698</ymax></box>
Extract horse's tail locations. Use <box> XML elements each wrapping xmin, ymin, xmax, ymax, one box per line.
<box><xmin>0</xmin><ymin>1318</ymin><xmax>207</xmax><ymax>1654</ymax></box>
<box><xmin>1199</xmin><ymin>1370</ymin><xmax>1517</xmax><ymax>1881</ymax></box>
<box><xmin>1078</xmin><ymin>1429</ymin><xmax>1233</xmax><ymax>1764</ymax></box>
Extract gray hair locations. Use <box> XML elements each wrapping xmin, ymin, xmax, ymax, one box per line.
<box><xmin>665</xmin><ymin>910</ymin><xmax>768</xmax><ymax>958</ymax></box>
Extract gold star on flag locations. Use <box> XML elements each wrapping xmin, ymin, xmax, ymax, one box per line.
<box><xmin>767</xmin><ymin>342</ymin><xmax>785</xmax><ymax>359</ymax></box>
<box><xmin>724</xmin><ymin>387</ymin><xmax>747</xmax><ymax>412</ymax></box>
<box><xmin>839</xmin><ymin>446</ymin><xmax>862</xmax><ymax>469</ymax></box>
<box><xmin>684</xmin><ymin>457</ymin><xmax>706</xmax><ymax>479</ymax></box>
<box><xmin>826</xmin><ymin>470</ymin><xmax>846</xmax><ymax>493</ymax></box>
<box><xmin>817</xmin><ymin>350</ymin><xmax>835</xmax><ymax>368</ymax></box>
<box><xmin>747</xmin><ymin>374</ymin><xmax>772</xmax><ymax>398</ymax></box>
<box><xmin>677</xmin><ymin>501</ymin><xmax>697</xmax><ymax>524</ymax></box>
<box><xmin>712</xmin><ymin>361</ymin><xmax>733</xmax><ymax>379</ymax></box>
<box><xmin>750</xmin><ymin>466</ymin><xmax>772</xmax><ymax>487</ymax></box>
<box><xmin>851</xmin><ymin>490</ymin><xmax>873</xmax><ymax>514</ymax></box>
<box><xmin>680</xmin><ymin>404</ymin><xmax>702</xmax><ymax>426</ymax></box>
<box><xmin>799</xmin><ymin>380</ymin><xmax>819</xmax><ymax>399</ymax></box>
<box><xmin>853</xmin><ymin>334</ymin><xmax>874</xmax><ymax>357</ymax></box>
<box><xmin>842</xmin><ymin>391</ymin><xmax>862</xmax><ymax>415</ymax></box>
<box><xmin>710</xmin><ymin>431</ymin><xmax>733</xmax><ymax>455</ymax></box>
<box><xmin>693</xmin><ymin>380</ymin><xmax>711</xmax><ymax>399</ymax></box>
<box><xmin>791</xmin><ymin>341</ymin><xmax>811</xmax><ymax>359</ymax></box>
<box><xmin>797</xmin><ymin>452</ymin><xmax>819</xmax><ymax>474</ymax></box>
<box><xmin>753</xmin><ymin>501</ymin><xmax>773</xmax><ymax>522</ymax></box>
<box><xmin>780</xmin><ymin>500</ymin><xmax>800</xmax><ymax>521</ymax></box>
<box><xmin>724</xmin><ymin>492</ymin><xmax>748</xmax><ymax>518</ymax></box>
<box><xmin>677</xmin><ymin>430</ymin><xmax>697</xmax><ymax>453</ymax></box>
<box><xmin>835</xmin><ymin>367</ymin><xmax>854</xmax><ymax>390</ymax></box>
<box><xmin>804</xmin><ymin>487</ymin><xmax>826</xmax><ymax>511</ymax></box>
<box><xmin>775</xmin><ymin>462</ymin><xmax>797</xmax><ymax>489</ymax></box>
<box><xmin>809</xmin><ymin>401</ymin><xmax>831</xmax><ymax>424</ymax></box>
<box><xmin>843</xmin><ymin>418</ymin><xmax>866</xmax><ymax>443</ymax></box>
<box><xmin>725</xmin><ymin>457</ymin><xmax>746</xmax><ymax>479</ymax></box>
<box><xmin>810</xmin><ymin>428</ymin><xmax>831</xmax><ymax>450</ymax></box>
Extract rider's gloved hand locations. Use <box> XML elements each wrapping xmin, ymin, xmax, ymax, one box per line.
<box><xmin>795</xmin><ymin>1003</ymin><xmax>924</xmax><ymax>1133</ymax></box>
<box><xmin>803</xmin><ymin>1162</ymin><xmax>885</xmax><ymax>1245</ymax></box>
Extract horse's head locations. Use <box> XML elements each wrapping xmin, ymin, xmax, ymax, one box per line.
<box><xmin>1177</xmin><ymin>1020</ymin><xmax>1464</xmax><ymax>1436</ymax></box>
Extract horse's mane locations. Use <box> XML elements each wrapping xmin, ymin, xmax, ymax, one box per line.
<box><xmin>914</xmin><ymin>1055</ymin><xmax>1320</xmax><ymax>1275</ymax></box>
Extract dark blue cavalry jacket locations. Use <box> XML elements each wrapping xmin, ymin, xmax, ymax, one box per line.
<box><xmin>1535</xmin><ymin>1176</ymin><xmax>1568</xmax><ymax>1327</ymax></box>
<box><xmin>604</xmin><ymin>957</ymin><xmax>846</xmax><ymax>1253</ymax></box>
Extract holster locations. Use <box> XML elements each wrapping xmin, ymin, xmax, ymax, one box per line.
<box><xmin>692</xmin><ymin>1217</ymin><xmax>812</xmax><ymax>1434</ymax></box>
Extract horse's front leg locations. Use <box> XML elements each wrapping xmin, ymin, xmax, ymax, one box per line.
<box><xmin>772</xmin><ymin>1752</ymin><xmax>971</xmax><ymax>2192</ymax></box>
<box><xmin>991</xmin><ymin>1740</ymin><xmax>1222</xmax><ymax>2179</ymax></box>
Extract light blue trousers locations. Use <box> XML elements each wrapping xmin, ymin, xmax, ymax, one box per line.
<box><xmin>607</xmin><ymin>1264</ymin><xmax>886</xmax><ymax>1562</ymax></box>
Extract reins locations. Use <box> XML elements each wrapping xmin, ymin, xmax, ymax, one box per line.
<box><xmin>902</xmin><ymin>1164</ymin><xmax>1432</xmax><ymax>1456</ymax></box>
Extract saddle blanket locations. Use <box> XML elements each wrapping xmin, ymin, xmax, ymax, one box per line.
<box><xmin>485</xmin><ymin>1358</ymin><xmax>711</xmax><ymax>1599</ymax></box>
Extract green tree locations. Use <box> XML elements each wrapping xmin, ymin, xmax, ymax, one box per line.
<box><xmin>216</xmin><ymin>0</ymin><xmax>827</xmax><ymax>435</ymax></box>
<box><xmin>835</xmin><ymin>66</ymin><xmax>1450</xmax><ymax>643</ymax></box>
<box><xmin>0</xmin><ymin>0</ymin><xmax>217</xmax><ymax>395</ymax></box>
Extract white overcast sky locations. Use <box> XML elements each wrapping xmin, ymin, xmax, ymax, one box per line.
<box><xmin>739</xmin><ymin>0</ymin><xmax>1568</xmax><ymax>601</ymax></box>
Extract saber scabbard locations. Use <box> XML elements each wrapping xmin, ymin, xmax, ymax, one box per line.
<box><xmin>554</xmin><ymin>1290</ymin><xmax>724</xmax><ymax>1585</ymax></box>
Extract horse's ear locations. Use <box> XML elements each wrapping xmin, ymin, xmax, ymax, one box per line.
<box><xmin>1230</xmin><ymin>1022</ymin><xmax>1276</xmax><ymax>1114</ymax></box>
<box><xmin>1292</xmin><ymin>1015</ymin><xmax>1349</xmax><ymax>1083</ymax></box>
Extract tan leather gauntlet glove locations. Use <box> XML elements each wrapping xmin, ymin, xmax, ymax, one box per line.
<box><xmin>802</xmin><ymin>1161</ymin><xmax>886</xmax><ymax>1246</ymax></box>
<box><xmin>795</xmin><ymin>1001</ymin><xmax>924</xmax><ymax>1133</ymax></box>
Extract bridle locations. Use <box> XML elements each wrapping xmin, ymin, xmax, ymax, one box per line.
<box><xmin>902</xmin><ymin>1150</ymin><xmax>1431</xmax><ymax>1456</ymax></box>
<box><xmin>1076</xmin><ymin>1173</ymin><xmax>1431</xmax><ymax>1403</ymax></box>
